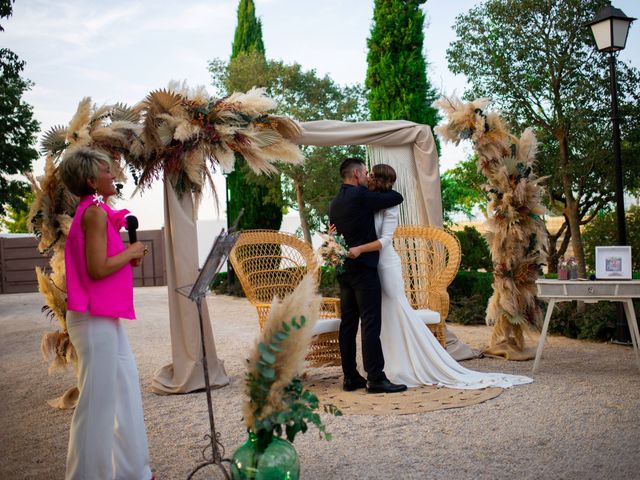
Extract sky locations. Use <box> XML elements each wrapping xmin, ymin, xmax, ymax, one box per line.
<box><xmin>3</xmin><ymin>0</ymin><xmax>640</xmax><ymax>231</ymax></box>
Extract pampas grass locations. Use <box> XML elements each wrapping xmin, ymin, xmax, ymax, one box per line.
<box><xmin>131</xmin><ymin>82</ymin><xmax>304</xmax><ymax>201</ymax></box>
<box><xmin>240</xmin><ymin>273</ymin><xmax>341</xmax><ymax>452</ymax></box>
<box><xmin>434</xmin><ymin>96</ymin><xmax>548</xmax><ymax>358</ymax></box>
<box><xmin>243</xmin><ymin>274</ymin><xmax>321</xmax><ymax>431</ymax></box>
<box><xmin>29</xmin><ymin>97</ymin><xmax>142</xmax><ymax>382</ymax></box>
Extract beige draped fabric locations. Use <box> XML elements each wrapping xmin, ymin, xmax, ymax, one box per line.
<box><xmin>295</xmin><ymin>120</ymin><xmax>443</xmax><ymax>227</ymax></box>
<box><xmin>151</xmin><ymin>180</ymin><xmax>228</xmax><ymax>394</ymax></box>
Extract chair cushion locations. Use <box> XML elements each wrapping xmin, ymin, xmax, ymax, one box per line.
<box><xmin>416</xmin><ymin>309</ymin><xmax>440</xmax><ymax>325</ymax></box>
<box><xmin>312</xmin><ymin>317</ymin><xmax>341</xmax><ymax>335</ymax></box>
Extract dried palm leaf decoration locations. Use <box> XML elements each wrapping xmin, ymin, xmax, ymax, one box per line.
<box><xmin>130</xmin><ymin>85</ymin><xmax>304</xmax><ymax>206</ymax></box>
<box><xmin>434</xmin><ymin>96</ymin><xmax>548</xmax><ymax>360</ymax></box>
<box><xmin>29</xmin><ymin>97</ymin><xmax>142</xmax><ymax>379</ymax></box>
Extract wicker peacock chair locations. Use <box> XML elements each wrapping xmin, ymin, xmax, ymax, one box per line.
<box><xmin>229</xmin><ymin>229</ymin><xmax>341</xmax><ymax>367</ymax></box>
<box><xmin>392</xmin><ymin>225</ymin><xmax>462</xmax><ymax>347</ymax></box>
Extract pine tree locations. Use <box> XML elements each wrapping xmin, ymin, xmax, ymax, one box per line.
<box><xmin>226</xmin><ymin>0</ymin><xmax>283</xmax><ymax>231</ymax></box>
<box><xmin>365</xmin><ymin>0</ymin><xmax>440</xmax><ymax>130</ymax></box>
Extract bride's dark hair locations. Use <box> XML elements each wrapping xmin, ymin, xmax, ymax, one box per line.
<box><xmin>368</xmin><ymin>164</ymin><xmax>396</xmax><ymax>192</ymax></box>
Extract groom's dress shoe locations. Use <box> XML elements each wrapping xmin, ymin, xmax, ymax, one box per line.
<box><xmin>366</xmin><ymin>379</ymin><xmax>407</xmax><ymax>394</ymax></box>
<box><xmin>343</xmin><ymin>375</ymin><xmax>367</xmax><ymax>392</ymax></box>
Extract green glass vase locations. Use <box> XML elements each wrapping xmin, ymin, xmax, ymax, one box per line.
<box><xmin>231</xmin><ymin>433</ymin><xmax>300</xmax><ymax>480</ymax></box>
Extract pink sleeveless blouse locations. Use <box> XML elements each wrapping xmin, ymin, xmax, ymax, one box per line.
<box><xmin>65</xmin><ymin>196</ymin><xmax>136</xmax><ymax>320</ymax></box>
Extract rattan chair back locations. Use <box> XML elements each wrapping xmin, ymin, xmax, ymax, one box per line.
<box><xmin>229</xmin><ymin>229</ymin><xmax>341</xmax><ymax>366</ymax></box>
<box><xmin>229</xmin><ymin>229</ymin><xmax>318</xmax><ymax>307</ymax></box>
<box><xmin>393</xmin><ymin>225</ymin><xmax>462</xmax><ymax>345</ymax></box>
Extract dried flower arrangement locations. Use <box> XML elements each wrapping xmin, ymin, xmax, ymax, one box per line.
<box><xmin>29</xmin><ymin>98</ymin><xmax>141</xmax><ymax>377</ymax></box>
<box><xmin>242</xmin><ymin>274</ymin><xmax>341</xmax><ymax>452</ymax></box>
<box><xmin>130</xmin><ymin>85</ymin><xmax>304</xmax><ymax>206</ymax></box>
<box><xmin>26</xmin><ymin>85</ymin><xmax>305</xmax><ymax>403</ymax></box>
<box><xmin>434</xmin><ymin>96</ymin><xmax>548</xmax><ymax>359</ymax></box>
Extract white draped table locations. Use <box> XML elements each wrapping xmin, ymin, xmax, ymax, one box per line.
<box><xmin>534</xmin><ymin>279</ymin><xmax>640</xmax><ymax>373</ymax></box>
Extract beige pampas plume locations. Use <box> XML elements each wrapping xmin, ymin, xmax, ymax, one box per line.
<box><xmin>167</xmin><ymin>79</ymin><xmax>209</xmax><ymax>105</ymax></box>
<box><xmin>517</xmin><ymin>128</ymin><xmax>538</xmax><ymax>165</ymax></box>
<box><xmin>66</xmin><ymin>97</ymin><xmax>92</xmax><ymax>144</ymax></box>
<box><xmin>243</xmin><ymin>273</ymin><xmax>321</xmax><ymax>431</ymax></box>
<box><xmin>226</xmin><ymin>87</ymin><xmax>278</xmax><ymax>116</ymax></box>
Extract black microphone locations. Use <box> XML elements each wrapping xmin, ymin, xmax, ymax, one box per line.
<box><xmin>125</xmin><ymin>215</ymin><xmax>138</xmax><ymax>244</ymax></box>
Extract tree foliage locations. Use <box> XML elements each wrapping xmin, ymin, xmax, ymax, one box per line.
<box><xmin>366</xmin><ymin>0</ymin><xmax>440</xmax><ymax>130</ymax></box>
<box><xmin>1</xmin><ymin>4</ymin><xmax>40</xmax><ymax>219</ymax></box>
<box><xmin>210</xmin><ymin>52</ymin><xmax>368</xmax><ymax>242</ymax></box>
<box><xmin>226</xmin><ymin>0</ymin><xmax>282</xmax><ymax>231</ymax></box>
<box><xmin>0</xmin><ymin>190</ymin><xmax>33</xmax><ymax>232</ymax></box>
<box><xmin>440</xmin><ymin>154</ymin><xmax>487</xmax><ymax>224</ymax></box>
<box><xmin>0</xmin><ymin>0</ymin><xmax>14</xmax><ymax>31</ymax></box>
<box><xmin>447</xmin><ymin>0</ymin><xmax>640</xmax><ymax>274</ymax></box>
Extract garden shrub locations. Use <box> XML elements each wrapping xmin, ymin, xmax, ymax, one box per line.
<box><xmin>453</xmin><ymin>226</ymin><xmax>492</xmax><ymax>271</ymax></box>
<box><xmin>449</xmin><ymin>270</ymin><xmax>493</xmax><ymax>304</ymax></box>
<box><xmin>211</xmin><ymin>271</ymin><xmax>246</xmax><ymax>297</ymax></box>
<box><xmin>448</xmin><ymin>294</ymin><xmax>487</xmax><ymax>325</ymax></box>
<box><xmin>319</xmin><ymin>265</ymin><xmax>340</xmax><ymax>298</ymax></box>
<box><xmin>544</xmin><ymin>300</ymin><xmax>620</xmax><ymax>341</ymax></box>
<box><xmin>447</xmin><ymin>270</ymin><xmax>493</xmax><ymax>325</ymax></box>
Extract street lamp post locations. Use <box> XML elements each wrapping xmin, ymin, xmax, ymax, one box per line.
<box><xmin>587</xmin><ymin>2</ymin><xmax>636</xmax><ymax>343</ymax></box>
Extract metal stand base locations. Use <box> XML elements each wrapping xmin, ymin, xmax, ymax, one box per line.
<box><xmin>183</xmin><ymin>296</ymin><xmax>231</xmax><ymax>480</ymax></box>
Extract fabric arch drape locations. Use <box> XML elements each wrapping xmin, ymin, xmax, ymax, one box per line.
<box><xmin>294</xmin><ymin>120</ymin><xmax>443</xmax><ymax>227</ymax></box>
<box><xmin>151</xmin><ymin>180</ymin><xmax>229</xmax><ymax>394</ymax></box>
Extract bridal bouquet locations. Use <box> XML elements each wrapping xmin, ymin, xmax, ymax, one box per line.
<box><xmin>318</xmin><ymin>232</ymin><xmax>348</xmax><ymax>274</ymax></box>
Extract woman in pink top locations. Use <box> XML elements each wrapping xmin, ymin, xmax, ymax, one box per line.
<box><xmin>60</xmin><ymin>147</ymin><xmax>153</xmax><ymax>480</ymax></box>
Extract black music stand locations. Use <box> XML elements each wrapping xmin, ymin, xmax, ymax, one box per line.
<box><xmin>179</xmin><ymin>213</ymin><xmax>242</xmax><ymax>479</ymax></box>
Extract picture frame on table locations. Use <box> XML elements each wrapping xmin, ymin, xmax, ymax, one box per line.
<box><xmin>595</xmin><ymin>246</ymin><xmax>632</xmax><ymax>280</ymax></box>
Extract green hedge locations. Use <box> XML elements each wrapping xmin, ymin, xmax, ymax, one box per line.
<box><xmin>448</xmin><ymin>270</ymin><xmax>493</xmax><ymax>325</ymax></box>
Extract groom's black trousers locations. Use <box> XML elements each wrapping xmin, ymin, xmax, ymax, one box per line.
<box><xmin>337</xmin><ymin>264</ymin><xmax>385</xmax><ymax>382</ymax></box>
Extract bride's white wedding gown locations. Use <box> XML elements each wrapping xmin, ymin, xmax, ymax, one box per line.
<box><xmin>376</xmin><ymin>207</ymin><xmax>533</xmax><ymax>389</ymax></box>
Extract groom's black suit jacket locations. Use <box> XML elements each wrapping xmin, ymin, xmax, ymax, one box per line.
<box><xmin>328</xmin><ymin>184</ymin><xmax>403</xmax><ymax>270</ymax></box>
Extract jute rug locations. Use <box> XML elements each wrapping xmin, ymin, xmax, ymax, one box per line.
<box><xmin>305</xmin><ymin>372</ymin><xmax>503</xmax><ymax>415</ymax></box>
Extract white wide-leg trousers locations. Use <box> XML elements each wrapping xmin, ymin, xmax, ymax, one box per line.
<box><xmin>65</xmin><ymin>311</ymin><xmax>152</xmax><ymax>480</ymax></box>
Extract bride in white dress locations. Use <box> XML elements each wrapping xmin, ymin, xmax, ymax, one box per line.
<box><xmin>348</xmin><ymin>164</ymin><xmax>532</xmax><ymax>389</ymax></box>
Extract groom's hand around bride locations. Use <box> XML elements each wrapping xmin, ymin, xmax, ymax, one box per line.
<box><xmin>348</xmin><ymin>246</ymin><xmax>362</xmax><ymax>259</ymax></box>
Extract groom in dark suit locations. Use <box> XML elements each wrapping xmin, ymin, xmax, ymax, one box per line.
<box><xmin>329</xmin><ymin>158</ymin><xmax>407</xmax><ymax>394</ymax></box>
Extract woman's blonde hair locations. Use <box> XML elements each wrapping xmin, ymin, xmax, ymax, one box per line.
<box><xmin>369</xmin><ymin>164</ymin><xmax>396</xmax><ymax>192</ymax></box>
<box><xmin>59</xmin><ymin>147</ymin><xmax>112</xmax><ymax>197</ymax></box>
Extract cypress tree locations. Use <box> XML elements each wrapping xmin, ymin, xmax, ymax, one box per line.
<box><xmin>226</xmin><ymin>0</ymin><xmax>283</xmax><ymax>231</ymax></box>
<box><xmin>231</xmin><ymin>0</ymin><xmax>265</xmax><ymax>58</ymax></box>
<box><xmin>365</xmin><ymin>0</ymin><xmax>440</xmax><ymax>130</ymax></box>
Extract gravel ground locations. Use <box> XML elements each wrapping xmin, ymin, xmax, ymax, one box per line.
<box><xmin>1</xmin><ymin>287</ymin><xmax>639</xmax><ymax>480</ymax></box>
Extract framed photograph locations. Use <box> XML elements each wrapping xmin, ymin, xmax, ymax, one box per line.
<box><xmin>595</xmin><ymin>246</ymin><xmax>632</xmax><ymax>280</ymax></box>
